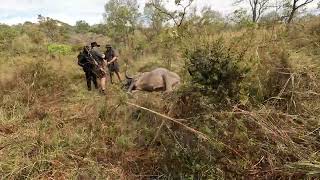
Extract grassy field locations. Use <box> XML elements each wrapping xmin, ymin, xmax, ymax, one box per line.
<box><xmin>1</xmin><ymin>18</ymin><xmax>320</xmax><ymax>179</ymax></box>
<box><xmin>0</xmin><ymin>54</ymin><xmax>173</xmax><ymax>179</ymax></box>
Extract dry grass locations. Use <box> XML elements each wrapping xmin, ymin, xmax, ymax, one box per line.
<box><xmin>1</xmin><ymin>18</ymin><xmax>320</xmax><ymax>179</ymax></box>
<box><xmin>0</xmin><ymin>55</ymin><xmax>168</xmax><ymax>179</ymax></box>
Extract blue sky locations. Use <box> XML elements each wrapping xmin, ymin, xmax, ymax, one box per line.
<box><xmin>0</xmin><ymin>0</ymin><xmax>318</xmax><ymax>25</ymax></box>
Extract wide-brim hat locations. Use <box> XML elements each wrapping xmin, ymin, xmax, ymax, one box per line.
<box><xmin>105</xmin><ymin>44</ymin><xmax>112</xmax><ymax>48</ymax></box>
<box><xmin>91</xmin><ymin>42</ymin><xmax>100</xmax><ymax>47</ymax></box>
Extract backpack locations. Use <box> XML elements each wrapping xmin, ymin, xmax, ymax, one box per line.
<box><xmin>77</xmin><ymin>52</ymin><xmax>87</xmax><ymax>67</ymax></box>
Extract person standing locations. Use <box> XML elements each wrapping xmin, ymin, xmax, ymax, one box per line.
<box><xmin>105</xmin><ymin>44</ymin><xmax>121</xmax><ymax>84</ymax></box>
<box><xmin>90</xmin><ymin>42</ymin><xmax>107</xmax><ymax>94</ymax></box>
<box><xmin>77</xmin><ymin>46</ymin><xmax>98</xmax><ymax>91</ymax></box>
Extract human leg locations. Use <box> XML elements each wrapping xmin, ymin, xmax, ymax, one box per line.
<box><xmin>113</xmin><ymin>64</ymin><xmax>121</xmax><ymax>82</ymax></box>
<box><xmin>85</xmin><ymin>71</ymin><xmax>92</xmax><ymax>91</ymax></box>
<box><xmin>115</xmin><ymin>72</ymin><xmax>121</xmax><ymax>82</ymax></box>
<box><xmin>90</xmin><ymin>71</ymin><xmax>98</xmax><ymax>89</ymax></box>
<box><xmin>100</xmin><ymin>76</ymin><xmax>106</xmax><ymax>91</ymax></box>
<box><xmin>98</xmin><ymin>63</ymin><xmax>107</xmax><ymax>94</ymax></box>
<box><xmin>99</xmin><ymin>77</ymin><xmax>107</xmax><ymax>94</ymax></box>
<box><xmin>109</xmin><ymin>72</ymin><xmax>113</xmax><ymax>84</ymax></box>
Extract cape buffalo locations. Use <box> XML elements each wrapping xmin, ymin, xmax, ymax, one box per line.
<box><xmin>125</xmin><ymin>68</ymin><xmax>181</xmax><ymax>92</ymax></box>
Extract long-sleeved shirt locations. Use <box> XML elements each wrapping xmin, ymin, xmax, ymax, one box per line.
<box><xmin>90</xmin><ymin>46</ymin><xmax>104</xmax><ymax>63</ymax></box>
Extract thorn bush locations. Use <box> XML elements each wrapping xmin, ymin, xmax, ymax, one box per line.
<box><xmin>185</xmin><ymin>38</ymin><xmax>250</xmax><ymax>105</ymax></box>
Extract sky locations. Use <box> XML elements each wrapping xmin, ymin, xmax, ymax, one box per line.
<box><xmin>0</xmin><ymin>0</ymin><xmax>318</xmax><ymax>25</ymax></box>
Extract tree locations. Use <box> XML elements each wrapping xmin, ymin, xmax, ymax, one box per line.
<box><xmin>234</xmin><ymin>0</ymin><xmax>271</xmax><ymax>22</ymax></box>
<box><xmin>0</xmin><ymin>25</ymin><xmax>19</xmax><ymax>52</ymax></box>
<box><xmin>185</xmin><ymin>6</ymin><xmax>225</xmax><ymax>34</ymax></box>
<box><xmin>229</xmin><ymin>8</ymin><xmax>251</xmax><ymax>25</ymax></box>
<box><xmin>285</xmin><ymin>0</ymin><xmax>315</xmax><ymax>23</ymax></box>
<box><xmin>75</xmin><ymin>20</ymin><xmax>90</xmax><ymax>33</ymax></box>
<box><xmin>144</xmin><ymin>0</ymin><xmax>166</xmax><ymax>33</ymax></box>
<box><xmin>148</xmin><ymin>0</ymin><xmax>194</xmax><ymax>28</ymax></box>
<box><xmin>199</xmin><ymin>7</ymin><xmax>225</xmax><ymax>25</ymax></box>
<box><xmin>90</xmin><ymin>24</ymin><xmax>108</xmax><ymax>35</ymax></box>
<box><xmin>260</xmin><ymin>10</ymin><xmax>282</xmax><ymax>23</ymax></box>
<box><xmin>103</xmin><ymin>0</ymin><xmax>140</xmax><ymax>44</ymax></box>
<box><xmin>37</xmin><ymin>15</ymin><xmax>62</xmax><ymax>42</ymax></box>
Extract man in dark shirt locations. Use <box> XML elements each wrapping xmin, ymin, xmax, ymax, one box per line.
<box><xmin>77</xmin><ymin>46</ymin><xmax>98</xmax><ymax>91</ymax></box>
<box><xmin>105</xmin><ymin>44</ymin><xmax>121</xmax><ymax>84</ymax></box>
<box><xmin>90</xmin><ymin>42</ymin><xmax>107</xmax><ymax>94</ymax></box>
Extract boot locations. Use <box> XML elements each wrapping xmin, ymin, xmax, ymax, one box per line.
<box><xmin>87</xmin><ymin>82</ymin><xmax>92</xmax><ymax>91</ymax></box>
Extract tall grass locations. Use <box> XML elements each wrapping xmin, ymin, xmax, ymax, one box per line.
<box><xmin>1</xmin><ymin>17</ymin><xmax>320</xmax><ymax>179</ymax></box>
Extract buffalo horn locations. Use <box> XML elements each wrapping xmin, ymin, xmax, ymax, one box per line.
<box><xmin>125</xmin><ymin>71</ymin><xmax>133</xmax><ymax>79</ymax></box>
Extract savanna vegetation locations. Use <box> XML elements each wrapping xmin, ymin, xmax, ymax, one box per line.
<box><xmin>1</xmin><ymin>0</ymin><xmax>320</xmax><ymax>179</ymax></box>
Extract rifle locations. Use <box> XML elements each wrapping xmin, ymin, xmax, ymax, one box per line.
<box><xmin>84</xmin><ymin>46</ymin><xmax>107</xmax><ymax>77</ymax></box>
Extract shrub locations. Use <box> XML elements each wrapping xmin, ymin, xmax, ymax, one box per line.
<box><xmin>11</xmin><ymin>34</ymin><xmax>34</xmax><ymax>54</ymax></box>
<box><xmin>47</xmin><ymin>43</ymin><xmax>72</xmax><ymax>56</ymax></box>
<box><xmin>71</xmin><ymin>44</ymin><xmax>83</xmax><ymax>52</ymax></box>
<box><xmin>0</xmin><ymin>24</ymin><xmax>19</xmax><ymax>52</ymax></box>
<box><xmin>185</xmin><ymin>38</ymin><xmax>250</xmax><ymax>104</ymax></box>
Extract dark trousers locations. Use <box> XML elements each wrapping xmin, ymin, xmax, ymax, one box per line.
<box><xmin>85</xmin><ymin>70</ymin><xmax>98</xmax><ymax>90</ymax></box>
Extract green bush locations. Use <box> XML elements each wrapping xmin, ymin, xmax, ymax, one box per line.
<box><xmin>185</xmin><ymin>38</ymin><xmax>250</xmax><ymax>104</ymax></box>
<box><xmin>47</xmin><ymin>43</ymin><xmax>72</xmax><ymax>56</ymax></box>
<box><xmin>0</xmin><ymin>24</ymin><xmax>19</xmax><ymax>52</ymax></box>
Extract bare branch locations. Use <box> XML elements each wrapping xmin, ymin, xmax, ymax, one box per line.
<box><xmin>287</xmin><ymin>0</ymin><xmax>314</xmax><ymax>23</ymax></box>
<box><xmin>234</xmin><ymin>0</ymin><xmax>271</xmax><ymax>22</ymax></box>
<box><xmin>149</xmin><ymin>0</ymin><xmax>193</xmax><ymax>27</ymax></box>
<box><xmin>296</xmin><ymin>0</ymin><xmax>314</xmax><ymax>9</ymax></box>
<box><xmin>177</xmin><ymin>0</ymin><xmax>193</xmax><ymax>27</ymax></box>
<box><xmin>150</xmin><ymin>3</ymin><xmax>179</xmax><ymax>26</ymax></box>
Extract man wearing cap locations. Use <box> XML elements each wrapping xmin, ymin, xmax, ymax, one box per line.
<box><xmin>90</xmin><ymin>42</ymin><xmax>107</xmax><ymax>94</ymax></box>
<box><xmin>105</xmin><ymin>44</ymin><xmax>121</xmax><ymax>83</ymax></box>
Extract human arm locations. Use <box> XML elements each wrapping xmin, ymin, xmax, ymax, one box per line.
<box><xmin>107</xmin><ymin>56</ymin><xmax>118</xmax><ymax>64</ymax></box>
<box><xmin>107</xmin><ymin>49</ymin><xmax>118</xmax><ymax>65</ymax></box>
